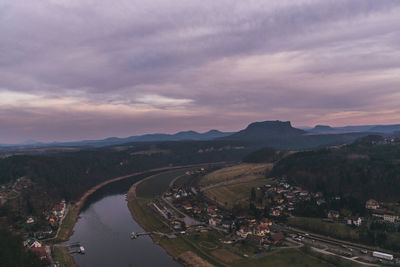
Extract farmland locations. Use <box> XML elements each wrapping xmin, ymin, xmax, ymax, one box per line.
<box><xmin>199</xmin><ymin>163</ymin><xmax>272</xmax><ymax>186</ymax></box>
<box><xmin>201</xmin><ymin>163</ymin><xmax>274</xmax><ymax>209</ymax></box>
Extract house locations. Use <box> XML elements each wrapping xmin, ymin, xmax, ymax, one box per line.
<box><xmin>236</xmin><ymin>226</ymin><xmax>252</xmax><ymax>238</ymax></box>
<box><xmin>285</xmin><ymin>192</ymin><xmax>295</xmax><ymax>199</ymax></box>
<box><xmin>346</xmin><ymin>217</ymin><xmax>362</xmax><ymax>227</ymax></box>
<box><xmin>24</xmin><ymin>237</ymin><xmax>42</xmax><ymax>248</ymax></box>
<box><xmin>270</xmin><ymin>209</ymin><xmax>281</xmax><ymax>217</ymax></box>
<box><xmin>372</xmin><ymin>209</ymin><xmax>399</xmax><ymax>223</ymax></box>
<box><xmin>183</xmin><ymin>203</ymin><xmax>192</xmax><ymax>211</ymax></box>
<box><xmin>26</xmin><ymin>216</ymin><xmax>35</xmax><ymax>224</ymax></box>
<box><xmin>315</xmin><ymin>192</ymin><xmax>323</xmax><ymax>198</ymax></box>
<box><xmin>384</xmin><ymin>213</ymin><xmax>399</xmax><ymax>223</ymax></box>
<box><xmin>31</xmin><ymin>247</ymin><xmax>48</xmax><ymax>261</ymax></box>
<box><xmin>208</xmin><ymin>218</ymin><xmax>217</xmax><ymax>227</ymax></box>
<box><xmin>300</xmin><ymin>190</ymin><xmax>309</xmax><ymax>197</ymax></box>
<box><xmin>48</xmin><ymin>215</ymin><xmax>59</xmax><ymax>227</ymax></box>
<box><xmin>221</xmin><ymin>219</ymin><xmax>233</xmax><ymax>230</ymax></box>
<box><xmin>365</xmin><ymin>199</ymin><xmax>379</xmax><ymax>210</ymax></box>
<box><xmin>327</xmin><ymin>210</ymin><xmax>339</xmax><ymax>219</ymax></box>
<box><xmin>255</xmin><ymin>225</ymin><xmax>270</xmax><ymax>236</ymax></box>
<box><xmin>193</xmin><ymin>206</ymin><xmax>202</xmax><ymax>214</ymax></box>
<box><xmin>207</xmin><ymin>205</ymin><xmax>218</xmax><ymax>214</ymax></box>
<box><xmin>52</xmin><ymin>202</ymin><xmax>66</xmax><ymax>217</ymax></box>
<box><xmin>260</xmin><ymin>218</ymin><xmax>272</xmax><ymax>227</ymax></box>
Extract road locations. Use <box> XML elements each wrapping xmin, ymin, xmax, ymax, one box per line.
<box><xmin>271</xmin><ymin>223</ymin><xmax>392</xmax><ymax>266</ymax></box>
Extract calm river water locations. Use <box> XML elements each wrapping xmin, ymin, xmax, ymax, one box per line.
<box><xmin>68</xmin><ymin>173</ymin><xmax>180</xmax><ymax>267</ymax></box>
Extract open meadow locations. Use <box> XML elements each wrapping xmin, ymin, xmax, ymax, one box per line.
<box><xmin>201</xmin><ymin>163</ymin><xmax>274</xmax><ymax>209</ymax></box>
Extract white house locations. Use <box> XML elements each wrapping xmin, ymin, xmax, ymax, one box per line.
<box><xmin>24</xmin><ymin>237</ymin><xmax>42</xmax><ymax>248</ymax></box>
<box><xmin>347</xmin><ymin>217</ymin><xmax>362</xmax><ymax>227</ymax></box>
<box><xmin>26</xmin><ymin>216</ymin><xmax>35</xmax><ymax>224</ymax></box>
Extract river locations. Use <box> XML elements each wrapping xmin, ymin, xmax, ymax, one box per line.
<box><xmin>68</xmin><ymin>173</ymin><xmax>180</xmax><ymax>267</ymax></box>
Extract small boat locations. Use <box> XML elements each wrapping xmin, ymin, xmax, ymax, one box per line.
<box><xmin>130</xmin><ymin>232</ymin><xmax>138</xmax><ymax>239</ymax></box>
<box><xmin>79</xmin><ymin>246</ymin><xmax>85</xmax><ymax>254</ymax></box>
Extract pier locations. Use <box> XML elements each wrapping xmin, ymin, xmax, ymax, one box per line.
<box><xmin>67</xmin><ymin>242</ymin><xmax>85</xmax><ymax>254</ymax></box>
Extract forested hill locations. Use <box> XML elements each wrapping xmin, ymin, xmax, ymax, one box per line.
<box><xmin>220</xmin><ymin>120</ymin><xmax>370</xmax><ymax>150</ymax></box>
<box><xmin>270</xmin><ymin>136</ymin><xmax>400</xmax><ymax>202</ymax></box>
<box><xmin>0</xmin><ymin>140</ymin><xmax>248</xmax><ymax>201</ymax></box>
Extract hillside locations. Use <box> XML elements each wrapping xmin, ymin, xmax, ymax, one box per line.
<box><xmin>270</xmin><ymin>137</ymin><xmax>400</xmax><ymax>201</ymax></box>
<box><xmin>221</xmin><ymin>121</ymin><xmax>369</xmax><ymax>150</ymax></box>
<box><xmin>224</xmin><ymin>121</ymin><xmax>305</xmax><ymax>140</ymax></box>
<box><xmin>0</xmin><ymin>140</ymin><xmax>249</xmax><ymax>200</ymax></box>
<box><xmin>0</xmin><ymin>130</ymin><xmax>234</xmax><ymax>149</ymax></box>
<box><xmin>370</xmin><ymin>124</ymin><xmax>400</xmax><ymax>133</ymax></box>
<box><xmin>309</xmin><ymin>125</ymin><xmax>336</xmax><ymax>133</ymax></box>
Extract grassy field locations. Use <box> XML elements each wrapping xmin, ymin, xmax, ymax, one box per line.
<box><xmin>128</xmin><ymin>198</ymin><xmax>170</xmax><ymax>233</ymax></box>
<box><xmin>173</xmin><ymin>174</ymin><xmax>193</xmax><ymax>187</ymax></box>
<box><xmin>288</xmin><ymin>217</ymin><xmax>360</xmax><ymax>241</ymax></box>
<box><xmin>204</xmin><ymin>177</ymin><xmax>273</xmax><ymax>209</ymax></box>
<box><xmin>52</xmin><ymin>246</ymin><xmax>76</xmax><ymax>267</ymax></box>
<box><xmin>232</xmin><ymin>248</ymin><xmax>360</xmax><ymax>267</ymax></box>
<box><xmin>200</xmin><ymin>163</ymin><xmax>274</xmax><ymax>209</ymax></box>
<box><xmin>136</xmin><ymin>169</ymin><xmax>188</xmax><ymax>198</ymax></box>
<box><xmin>199</xmin><ymin>163</ymin><xmax>272</xmax><ymax>186</ymax></box>
<box><xmin>55</xmin><ymin>205</ymin><xmax>79</xmax><ymax>242</ymax></box>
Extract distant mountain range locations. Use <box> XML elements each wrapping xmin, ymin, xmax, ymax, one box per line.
<box><xmin>219</xmin><ymin>120</ymin><xmax>371</xmax><ymax>150</ymax></box>
<box><xmin>0</xmin><ymin>130</ymin><xmax>234</xmax><ymax>148</ymax></box>
<box><xmin>221</xmin><ymin>121</ymin><xmax>305</xmax><ymax>141</ymax></box>
<box><xmin>1</xmin><ymin>121</ymin><xmax>399</xmax><ymax>150</ymax></box>
<box><xmin>308</xmin><ymin>124</ymin><xmax>400</xmax><ymax>134</ymax></box>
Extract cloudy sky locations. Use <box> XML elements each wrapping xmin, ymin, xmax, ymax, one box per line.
<box><xmin>1</xmin><ymin>0</ymin><xmax>400</xmax><ymax>143</ymax></box>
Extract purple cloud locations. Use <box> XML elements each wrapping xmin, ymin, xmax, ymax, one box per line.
<box><xmin>1</xmin><ymin>0</ymin><xmax>400</xmax><ymax>142</ymax></box>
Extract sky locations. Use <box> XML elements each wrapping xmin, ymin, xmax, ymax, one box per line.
<box><xmin>1</xmin><ymin>0</ymin><xmax>400</xmax><ymax>143</ymax></box>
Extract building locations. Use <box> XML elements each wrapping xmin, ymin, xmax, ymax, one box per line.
<box><xmin>208</xmin><ymin>218</ymin><xmax>217</xmax><ymax>227</ymax></box>
<box><xmin>327</xmin><ymin>210</ymin><xmax>339</xmax><ymax>219</ymax></box>
<box><xmin>221</xmin><ymin>219</ymin><xmax>233</xmax><ymax>230</ymax></box>
<box><xmin>383</xmin><ymin>213</ymin><xmax>399</xmax><ymax>223</ymax></box>
<box><xmin>24</xmin><ymin>237</ymin><xmax>42</xmax><ymax>248</ymax></box>
<box><xmin>346</xmin><ymin>217</ymin><xmax>362</xmax><ymax>227</ymax></box>
<box><xmin>365</xmin><ymin>199</ymin><xmax>379</xmax><ymax>210</ymax></box>
<box><xmin>26</xmin><ymin>216</ymin><xmax>35</xmax><ymax>224</ymax></box>
<box><xmin>372</xmin><ymin>209</ymin><xmax>399</xmax><ymax>223</ymax></box>
<box><xmin>236</xmin><ymin>226</ymin><xmax>252</xmax><ymax>238</ymax></box>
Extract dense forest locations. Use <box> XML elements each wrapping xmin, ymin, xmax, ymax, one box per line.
<box><xmin>271</xmin><ymin>136</ymin><xmax>400</xmax><ymax>201</ymax></box>
<box><xmin>0</xmin><ymin>140</ymin><xmax>248</xmax><ymax>201</ymax></box>
<box><xmin>242</xmin><ymin>147</ymin><xmax>278</xmax><ymax>163</ymax></box>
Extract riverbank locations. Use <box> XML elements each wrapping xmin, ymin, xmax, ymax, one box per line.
<box><xmin>51</xmin><ymin>168</ymin><xmax>173</xmax><ymax>266</ymax></box>
<box><xmin>126</xmin><ymin>170</ymin><xmax>217</xmax><ymax>267</ymax></box>
<box><xmin>52</xmin><ymin>163</ymin><xmax>225</xmax><ymax>266</ymax></box>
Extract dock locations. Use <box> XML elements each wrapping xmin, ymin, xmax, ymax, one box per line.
<box><xmin>67</xmin><ymin>242</ymin><xmax>85</xmax><ymax>254</ymax></box>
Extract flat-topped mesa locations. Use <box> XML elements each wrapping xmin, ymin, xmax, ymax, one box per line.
<box><xmin>223</xmin><ymin>120</ymin><xmax>306</xmax><ymax>140</ymax></box>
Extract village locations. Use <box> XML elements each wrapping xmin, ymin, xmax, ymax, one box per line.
<box><xmin>149</xmin><ymin>169</ymin><xmax>400</xmax><ymax>264</ymax></box>
<box><xmin>2</xmin><ymin>164</ymin><xmax>400</xmax><ymax>266</ymax></box>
